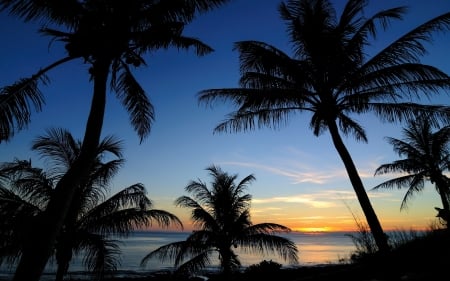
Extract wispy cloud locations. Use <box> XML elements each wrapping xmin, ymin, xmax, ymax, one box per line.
<box><xmin>220</xmin><ymin>161</ymin><xmax>346</xmax><ymax>184</ymax></box>
<box><xmin>252</xmin><ymin>190</ymin><xmax>357</xmax><ymax>208</ymax></box>
<box><xmin>220</xmin><ymin>157</ymin><xmax>383</xmax><ymax>185</ymax></box>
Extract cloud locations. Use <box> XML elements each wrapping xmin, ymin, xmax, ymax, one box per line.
<box><xmin>252</xmin><ymin>190</ymin><xmax>357</xmax><ymax>208</ymax></box>
<box><xmin>220</xmin><ymin>160</ymin><xmax>347</xmax><ymax>184</ymax></box>
<box><xmin>220</xmin><ymin>159</ymin><xmax>381</xmax><ymax>185</ymax></box>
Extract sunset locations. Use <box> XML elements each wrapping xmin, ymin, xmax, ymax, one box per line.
<box><xmin>1</xmin><ymin>0</ymin><xmax>449</xmax><ymax>234</ymax></box>
<box><xmin>1</xmin><ymin>0</ymin><xmax>450</xmax><ymax>281</ymax></box>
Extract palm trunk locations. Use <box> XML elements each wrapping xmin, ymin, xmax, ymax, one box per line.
<box><xmin>435</xmin><ymin>176</ymin><xmax>450</xmax><ymax>227</ymax></box>
<box><xmin>55</xmin><ymin>252</ymin><xmax>71</xmax><ymax>281</ymax></box>
<box><xmin>327</xmin><ymin>121</ymin><xmax>390</xmax><ymax>253</ymax></box>
<box><xmin>220</xmin><ymin>249</ymin><xmax>233</xmax><ymax>279</ymax></box>
<box><xmin>13</xmin><ymin>60</ymin><xmax>111</xmax><ymax>281</ymax></box>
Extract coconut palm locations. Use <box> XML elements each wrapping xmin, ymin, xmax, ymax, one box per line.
<box><xmin>198</xmin><ymin>0</ymin><xmax>450</xmax><ymax>252</ymax></box>
<box><xmin>372</xmin><ymin>118</ymin><xmax>450</xmax><ymax>227</ymax></box>
<box><xmin>141</xmin><ymin>165</ymin><xmax>298</xmax><ymax>278</ymax></box>
<box><xmin>0</xmin><ymin>1</ymin><xmax>230</xmax><ymax>280</ymax></box>
<box><xmin>0</xmin><ymin>128</ymin><xmax>182</xmax><ymax>281</ymax></box>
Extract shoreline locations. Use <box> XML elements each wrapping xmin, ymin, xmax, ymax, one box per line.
<box><xmin>0</xmin><ymin>262</ymin><xmax>349</xmax><ymax>281</ymax></box>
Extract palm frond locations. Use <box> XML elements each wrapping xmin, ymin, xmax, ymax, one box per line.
<box><xmin>0</xmin><ymin>159</ymin><xmax>53</xmax><ymax>206</ymax></box>
<box><xmin>367</xmin><ymin>103</ymin><xmax>450</xmax><ymax>126</ymax></box>
<box><xmin>81</xmin><ymin>235</ymin><xmax>122</xmax><ymax>280</ymax></box>
<box><xmin>136</xmin><ymin>25</ymin><xmax>214</xmax><ymax>56</ymax></box>
<box><xmin>244</xmin><ymin>223</ymin><xmax>292</xmax><ymax>235</ymax></box>
<box><xmin>0</xmin><ymin>185</ymin><xmax>44</xmax><ymax>217</ymax></box>
<box><xmin>143</xmin><ymin>209</ymin><xmax>183</xmax><ymax>230</ymax></box>
<box><xmin>347</xmin><ymin>5</ymin><xmax>406</xmax><ymax>60</ymax></box>
<box><xmin>372</xmin><ymin>174</ymin><xmax>419</xmax><ymax>191</ymax></box>
<box><xmin>140</xmin><ymin>241</ymin><xmax>188</xmax><ymax>266</ymax></box>
<box><xmin>81</xmin><ymin>184</ymin><xmax>182</xmax><ymax>235</ymax></box>
<box><xmin>88</xmin><ymin>159</ymin><xmax>124</xmax><ymax>189</ymax></box>
<box><xmin>0</xmin><ymin>76</ymin><xmax>46</xmax><ymax>143</ymax></box>
<box><xmin>401</xmin><ymin>176</ymin><xmax>427</xmax><ymax>210</ymax></box>
<box><xmin>233</xmin><ymin>40</ymin><xmax>295</xmax><ymax>78</ymax></box>
<box><xmin>31</xmin><ymin>128</ymin><xmax>80</xmax><ymax>172</ymax></box>
<box><xmin>175</xmin><ymin>250</ymin><xmax>213</xmax><ymax>276</ymax></box>
<box><xmin>0</xmin><ymin>0</ymin><xmax>83</xmax><ymax>25</ymax></box>
<box><xmin>191</xmin><ymin>207</ymin><xmax>218</xmax><ymax>231</ymax></box>
<box><xmin>183</xmin><ymin>181</ymin><xmax>212</xmax><ymax>204</ymax></box>
<box><xmin>367</xmin><ymin>12</ymin><xmax>450</xmax><ymax>69</ymax></box>
<box><xmin>140</xmin><ymin>0</ymin><xmax>230</xmax><ymax>23</ymax></box>
<box><xmin>96</xmin><ymin>135</ymin><xmax>124</xmax><ymax>159</ymax></box>
<box><xmin>337</xmin><ymin>114</ymin><xmax>368</xmax><ymax>142</ymax></box>
<box><xmin>214</xmin><ymin>107</ymin><xmax>297</xmax><ymax>134</ymax></box>
<box><xmin>82</xmin><ymin>183</ymin><xmax>149</xmax><ymax>223</ymax></box>
<box><xmin>112</xmin><ymin>64</ymin><xmax>154</xmax><ymax>144</ymax></box>
<box><xmin>355</xmin><ymin>63</ymin><xmax>450</xmax><ymax>98</ymax></box>
<box><xmin>237</xmin><ymin>232</ymin><xmax>298</xmax><ymax>264</ymax></box>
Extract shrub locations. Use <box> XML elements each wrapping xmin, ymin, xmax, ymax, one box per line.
<box><xmin>244</xmin><ymin>260</ymin><xmax>282</xmax><ymax>275</ymax></box>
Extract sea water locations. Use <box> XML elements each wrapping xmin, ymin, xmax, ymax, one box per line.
<box><xmin>0</xmin><ymin>231</ymin><xmax>357</xmax><ymax>279</ymax></box>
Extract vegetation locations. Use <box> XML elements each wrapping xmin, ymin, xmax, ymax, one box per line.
<box><xmin>140</xmin><ymin>165</ymin><xmax>298</xmax><ymax>279</ymax></box>
<box><xmin>0</xmin><ymin>128</ymin><xmax>182</xmax><ymax>281</ymax></box>
<box><xmin>373</xmin><ymin>117</ymin><xmax>450</xmax><ymax>227</ymax></box>
<box><xmin>243</xmin><ymin>260</ymin><xmax>283</xmax><ymax>280</ymax></box>
<box><xmin>198</xmin><ymin>0</ymin><xmax>450</xmax><ymax>253</ymax></box>
<box><xmin>0</xmin><ymin>1</ymin><xmax>231</xmax><ymax>280</ymax></box>
<box><xmin>345</xmin><ymin>209</ymin><xmax>428</xmax><ymax>261</ymax></box>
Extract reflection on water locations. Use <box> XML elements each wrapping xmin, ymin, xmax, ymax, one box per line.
<box><xmin>235</xmin><ymin>232</ymin><xmax>355</xmax><ymax>267</ymax></box>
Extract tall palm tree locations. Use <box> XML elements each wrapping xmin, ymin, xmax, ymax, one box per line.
<box><xmin>198</xmin><ymin>0</ymin><xmax>450</xmax><ymax>252</ymax></box>
<box><xmin>141</xmin><ymin>165</ymin><xmax>298</xmax><ymax>278</ymax></box>
<box><xmin>372</xmin><ymin>118</ymin><xmax>450</xmax><ymax>228</ymax></box>
<box><xmin>0</xmin><ymin>128</ymin><xmax>182</xmax><ymax>281</ymax></box>
<box><xmin>0</xmin><ymin>1</ymin><xmax>230</xmax><ymax>280</ymax></box>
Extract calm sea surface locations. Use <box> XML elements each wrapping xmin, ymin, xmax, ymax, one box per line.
<box><xmin>0</xmin><ymin>231</ymin><xmax>357</xmax><ymax>279</ymax></box>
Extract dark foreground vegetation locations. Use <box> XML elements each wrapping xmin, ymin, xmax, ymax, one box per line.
<box><xmin>93</xmin><ymin>228</ymin><xmax>449</xmax><ymax>281</ymax></box>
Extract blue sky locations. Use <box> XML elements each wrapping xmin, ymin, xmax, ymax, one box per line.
<box><xmin>1</xmin><ymin>0</ymin><xmax>450</xmax><ymax>232</ymax></box>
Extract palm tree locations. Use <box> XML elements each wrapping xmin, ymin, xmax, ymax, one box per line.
<box><xmin>141</xmin><ymin>165</ymin><xmax>298</xmax><ymax>278</ymax></box>
<box><xmin>0</xmin><ymin>128</ymin><xmax>182</xmax><ymax>281</ymax></box>
<box><xmin>197</xmin><ymin>0</ymin><xmax>450</xmax><ymax>252</ymax></box>
<box><xmin>372</xmin><ymin>118</ymin><xmax>450</xmax><ymax>228</ymax></box>
<box><xmin>0</xmin><ymin>1</ymin><xmax>230</xmax><ymax>280</ymax></box>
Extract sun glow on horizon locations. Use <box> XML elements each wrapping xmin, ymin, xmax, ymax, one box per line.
<box><xmin>293</xmin><ymin>227</ymin><xmax>333</xmax><ymax>233</ymax></box>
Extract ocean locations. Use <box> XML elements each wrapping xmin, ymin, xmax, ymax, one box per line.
<box><xmin>0</xmin><ymin>231</ymin><xmax>357</xmax><ymax>280</ymax></box>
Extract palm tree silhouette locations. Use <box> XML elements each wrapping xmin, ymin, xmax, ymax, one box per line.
<box><xmin>0</xmin><ymin>128</ymin><xmax>182</xmax><ymax>281</ymax></box>
<box><xmin>373</xmin><ymin>118</ymin><xmax>450</xmax><ymax>228</ymax></box>
<box><xmin>0</xmin><ymin>1</ymin><xmax>230</xmax><ymax>280</ymax></box>
<box><xmin>141</xmin><ymin>165</ymin><xmax>298</xmax><ymax>278</ymax></box>
<box><xmin>198</xmin><ymin>0</ymin><xmax>450</xmax><ymax>252</ymax></box>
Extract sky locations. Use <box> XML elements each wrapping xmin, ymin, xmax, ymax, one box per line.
<box><xmin>1</xmin><ymin>0</ymin><xmax>450</xmax><ymax>233</ymax></box>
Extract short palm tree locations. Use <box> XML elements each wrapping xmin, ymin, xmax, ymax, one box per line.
<box><xmin>372</xmin><ymin>118</ymin><xmax>450</xmax><ymax>227</ymax></box>
<box><xmin>0</xmin><ymin>1</ymin><xmax>230</xmax><ymax>280</ymax></box>
<box><xmin>141</xmin><ymin>165</ymin><xmax>298</xmax><ymax>278</ymax></box>
<box><xmin>0</xmin><ymin>128</ymin><xmax>182</xmax><ymax>281</ymax></box>
<box><xmin>198</xmin><ymin>0</ymin><xmax>450</xmax><ymax>252</ymax></box>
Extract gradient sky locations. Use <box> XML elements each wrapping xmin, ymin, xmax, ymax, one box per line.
<box><xmin>1</xmin><ymin>0</ymin><xmax>450</xmax><ymax>233</ymax></box>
